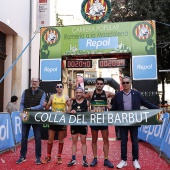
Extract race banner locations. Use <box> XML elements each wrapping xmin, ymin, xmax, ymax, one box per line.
<box><xmin>21</xmin><ymin>109</ymin><xmax>163</xmax><ymax>126</ymax></box>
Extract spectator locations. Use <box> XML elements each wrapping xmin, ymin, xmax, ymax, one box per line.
<box><xmin>16</xmin><ymin>77</ymin><xmax>46</xmax><ymax>165</ymax></box>
<box><xmin>6</xmin><ymin>95</ymin><xmax>18</xmax><ymax>114</ymax></box>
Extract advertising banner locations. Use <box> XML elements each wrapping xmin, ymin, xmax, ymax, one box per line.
<box><xmin>0</xmin><ymin>113</ymin><xmax>15</xmax><ymax>151</ymax></box>
<box><xmin>160</xmin><ymin>121</ymin><xmax>170</xmax><ymax>159</ymax></box>
<box><xmin>40</xmin><ymin>59</ymin><xmax>61</xmax><ymax>81</ymax></box>
<box><xmin>132</xmin><ymin>55</ymin><xmax>157</xmax><ymax>80</ymax></box>
<box><xmin>22</xmin><ymin>109</ymin><xmax>163</xmax><ymax>126</ymax></box>
<box><xmin>138</xmin><ymin>113</ymin><xmax>169</xmax><ymax>147</ymax></box>
<box><xmin>40</xmin><ymin>20</ymin><xmax>156</xmax><ymax>58</ymax></box>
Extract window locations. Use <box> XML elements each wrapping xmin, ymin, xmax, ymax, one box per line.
<box><xmin>0</xmin><ymin>31</ymin><xmax>6</xmax><ymax>55</ymax></box>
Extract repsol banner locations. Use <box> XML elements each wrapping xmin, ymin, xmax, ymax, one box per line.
<box><xmin>22</xmin><ymin>109</ymin><xmax>163</xmax><ymax>126</ymax></box>
<box><xmin>0</xmin><ymin>113</ymin><xmax>15</xmax><ymax>151</ymax></box>
<box><xmin>40</xmin><ymin>21</ymin><xmax>156</xmax><ymax>59</ymax></box>
<box><xmin>160</xmin><ymin>120</ymin><xmax>170</xmax><ymax>159</ymax></box>
<box><xmin>138</xmin><ymin>113</ymin><xmax>169</xmax><ymax>148</ymax></box>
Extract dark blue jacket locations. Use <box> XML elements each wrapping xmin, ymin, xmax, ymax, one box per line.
<box><xmin>111</xmin><ymin>89</ymin><xmax>159</xmax><ymax>111</ymax></box>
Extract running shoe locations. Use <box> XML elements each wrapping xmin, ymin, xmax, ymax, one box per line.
<box><xmin>90</xmin><ymin>158</ymin><xmax>98</xmax><ymax>167</ymax></box>
<box><xmin>104</xmin><ymin>159</ymin><xmax>114</xmax><ymax>168</ymax></box>
<box><xmin>36</xmin><ymin>157</ymin><xmax>42</xmax><ymax>165</ymax></box>
<box><xmin>16</xmin><ymin>156</ymin><xmax>26</xmax><ymax>164</ymax></box>
<box><xmin>57</xmin><ymin>156</ymin><xmax>62</xmax><ymax>165</ymax></box>
<box><xmin>133</xmin><ymin>159</ymin><xmax>141</xmax><ymax>169</ymax></box>
<box><xmin>82</xmin><ymin>160</ymin><xmax>88</xmax><ymax>167</ymax></box>
<box><xmin>67</xmin><ymin>159</ymin><xmax>76</xmax><ymax>167</ymax></box>
<box><xmin>117</xmin><ymin>160</ymin><xmax>127</xmax><ymax>169</ymax></box>
<box><xmin>42</xmin><ymin>156</ymin><xmax>51</xmax><ymax>164</ymax></box>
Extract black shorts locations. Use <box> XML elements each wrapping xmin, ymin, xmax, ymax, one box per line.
<box><xmin>70</xmin><ymin>125</ymin><xmax>88</xmax><ymax>135</ymax></box>
<box><xmin>90</xmin><ymin>125</ymin><xmax>108</xmax><ymax>131</ymax></box>
<box><xmin>49</xmin><ymin>125</ymin><xmax>66</xmax><ymax>131</ymax></box>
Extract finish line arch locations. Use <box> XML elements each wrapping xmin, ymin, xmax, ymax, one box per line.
<box><xmin>39</xmin><ymin>20</ymin><xmax>159</xmax><ymax>105</ymax></box>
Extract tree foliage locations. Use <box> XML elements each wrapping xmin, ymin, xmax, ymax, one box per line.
<box><xmin>109</xmin><ymin>0</ymin><xmax>170</xmax><ymax>76</ymax></box>
<box><xmin>108</xmin><ymin>0</ymin><xmax>170</xmax><ymax>102</ymax></box>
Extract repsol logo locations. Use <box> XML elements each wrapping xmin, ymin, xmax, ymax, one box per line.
<box><xmin>137</xmin><ymin>64</ymin><xmax>152</xmax><ymax>71</ymax></box>
<box><xmin>0</xmin><ymin>120</ymin><xmax>9</xmax><ymax>140</ymax></box>
<box><xmin>139</xmin><ymin>117</ymin><xmax>167</xmax><ymax>141</ymax></box>
<box><xmin>86</xmin><ymin>38</ymin><xmax>110</xmax><ymax>49</ymax></box>
<box><xmin>44</xmin><ymin>67</ymin><xmax>57</xmax><ymax>73</ymax></box>
<box><xmin>79</xmin><ymin>37</ymin><xmax>118</xmax><ymax>50</ymax></box>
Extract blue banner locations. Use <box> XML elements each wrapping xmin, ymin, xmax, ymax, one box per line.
<box><xmin>138</xmin><ymin>113</ymin><xmax>169</xmax><ymax>148</ymax></box>
<box><xmin>132</xmin><ymin>55</ymin><xmax>157</xmax><ymax>80</ymax></box>
<box><xmin>160</xmin><ymin>121</ymin><xmax>170</xmax><ymax>159</ymax></box>
<box><xmin>0</xmin><ymin>113</ymin><xmax>15</xmax><ymax>151</ymax></box>
<box><xmin>11</xmin><ymin>111</ymin><xmax>22</xmax><ymax>143</ymax></box>
<box><xmin>11</xmin><ymin>111</ymin><xmax>34</xmax><ymax>143</ymax></box>
<box><xmin>79</xmin><ymin>37</ymin><xmax>118</xmax><ymax>50</ymax></box>
<box><xmin>40</xmin><ymin>59</ymin><xmax>61</xmax><ymax>81</ymax></box>
<box><xmin>138</xmin><ymin>125</ymin><xmax>149</xmax><ymax>141</ymax></box>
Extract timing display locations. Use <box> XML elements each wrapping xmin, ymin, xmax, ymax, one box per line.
<box><xmin>66</xmin><ymin>60</ymin><xmax>92</xmax><ymax>68</ymax></box>
<box><xmin>98</xmin><ymin>59</ymin><xmax>125</xmax><ymax>68</ymax></box>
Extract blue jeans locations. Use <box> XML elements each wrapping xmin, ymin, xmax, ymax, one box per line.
<box><xmin>119</xmin><ymin>126</ymin><xmax>139</xmax><ymax>161</ymax></box>
<box><xmin>20</xmin><ymin>123</ymin><xmax>41</xmax><ymax>158</ymax></box>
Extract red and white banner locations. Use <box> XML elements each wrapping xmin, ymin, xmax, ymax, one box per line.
<box><xmin>36</xmin><ymin>0</ymin><xmax>50</xmax><ymax>30</ymax></box>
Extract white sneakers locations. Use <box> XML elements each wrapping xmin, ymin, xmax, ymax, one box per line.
<box><xmin>133</xmin><ymin>159</ymin><xmax>141</xmax><ymax>169</ymax></box>
<box><xmin>117</xmin><ymin>159</ymin><xmax>141</xmax><ymax>169</ymax></box>
<box><xmin>117</xmin><ymin>160</ymin><xmax>127</xmax><ymax>169</ymax></box>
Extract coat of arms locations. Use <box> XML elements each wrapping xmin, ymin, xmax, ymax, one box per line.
<box><xmin>81</xmin><ymin>0</ymin><xmax>111</xmax><ymax>24</ymax></box>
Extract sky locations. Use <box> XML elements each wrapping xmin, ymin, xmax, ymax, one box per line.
<box><xmin>56</xmin><ymin>0</ymin><xmax>86</xmax><ymax>25</ymax></box>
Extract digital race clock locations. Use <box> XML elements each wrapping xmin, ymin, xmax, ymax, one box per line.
<box><xmin>66</xmin><ymin>60</ymin><xmax>92</xmax><ymax>68</ymax></box>
<box><xmin>98</xmin><ymin>59</ymin><xmax>125</xmax><ymax>68</ymax></box>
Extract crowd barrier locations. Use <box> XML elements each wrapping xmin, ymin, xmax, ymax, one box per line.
<box><xmin>138</xmin><ymin>113</ymin><xmax>170</xmax><ymax>159</ymax></box>
<box><xmin>0</xmin><ymin>111</ymin><xmax>170</xmax><ymax>160</ymax></box>
<box><xmin>0</xmin><ymin>112</ymin><xmax>34</xmax><ymax>152</ymax></box>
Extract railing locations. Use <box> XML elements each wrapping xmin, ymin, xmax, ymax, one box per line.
<box><xmin>0</xmin><ymin>112</ymin><xmax>34</xmax><ymax>152</ymax></box>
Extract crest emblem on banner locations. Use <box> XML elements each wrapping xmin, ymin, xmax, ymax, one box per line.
<box><xmin>81</xmin><ymin>0</ymin><xmax>111</xmax><ymax>24</ymax></box>
<box><xmin>42</xmin><ymin>27</ymin><xmax>60</xmax><ymax>46</ymax></box>
<box><xmin>156</xmin><ymin>110</ymin><xmax>164</xmax><ymax>123</ymax></box>
<box><xmin>21</xmin><ymin>111</ymin><xmax>30</xmax><ymax>122</ymax></box>
<box><xmin>132</xmin><ymin>21</ymin><xmax>154</xmax><ymax>42</ymax></box>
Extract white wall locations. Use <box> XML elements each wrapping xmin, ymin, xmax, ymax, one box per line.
<box><xmin>0</xmin><ymin>0</ymin><xmax>30</xmax><ymax>110</ymax></box>
<box><xmin>158</xmin><ymin>84</ymin><xmax>170</xmax><ymax>104</ymax></box>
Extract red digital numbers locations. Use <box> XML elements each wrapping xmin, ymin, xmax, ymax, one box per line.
<box><xmin>98</xmin><ymin>59</ymin><xmax>125</xmax><ymax>68</ymax></box>
<box><xmin>66</xmin><ymin>60</ymin><xmax>92</xmax><ymax>68</ymax></box>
